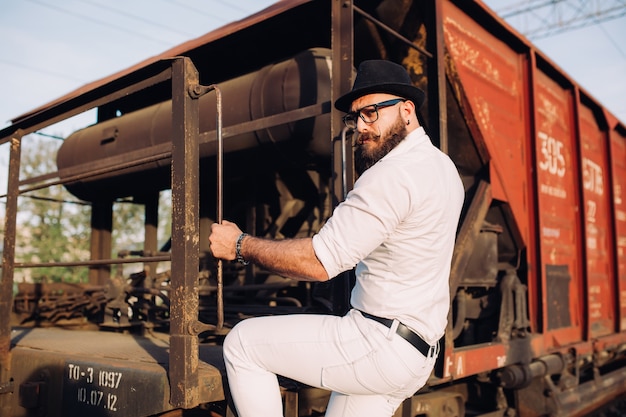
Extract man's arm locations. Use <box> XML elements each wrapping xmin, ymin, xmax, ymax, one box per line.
<box><xmin>209</xmin><ymin>220</ymin><xmax>329</xmax><ymax>282</ymax></box>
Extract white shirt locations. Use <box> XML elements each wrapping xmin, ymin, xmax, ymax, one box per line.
<box><xmin>312</xmin><ymin>127</ymin><xmax>464</xmax><ymax>344</ymax></box>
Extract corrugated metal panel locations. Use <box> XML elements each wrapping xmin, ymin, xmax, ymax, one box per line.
<box><xmin>579</xmin><ymin>103</ymin><xmax>615</xmax><ymax>338</ymax></box>
<box><xmin>534</xmin><ymin>69</ymin><xmax>583</xmax><ymax>344</ymax></box>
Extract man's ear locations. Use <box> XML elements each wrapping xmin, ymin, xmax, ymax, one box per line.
<box><xmin>402</xmin><ymin>99</ymin><xmax>416</xmax><ymax>117</ymax></box>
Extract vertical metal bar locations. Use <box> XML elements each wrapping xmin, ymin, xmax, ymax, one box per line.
<box><xmin>89</xmin><ymin>201</ymin><xmax>113</xmax><ymax>285</ymax></box>
<box><xmin>213</xmin><ymin>85</ymin><xmax>225</xmax><ymax>330</ymax></box>
<box><xmin>331</xmin><ymin>0</ymin><xmax>354</xmax><ymax>206</ymax></box>
<box><xmin>169</xmin><ymin>57</ymin><xmax>200</xmax><ymax>409</ymax></box>
<box><xmin>0</xmin><ymin>131</ymin><xmax>22</xmax><ymax>411</ymax></box>
<box><xmin>340</xmin><ymin>126</ymin><xmax>350</xmax><ymax>200</ymax></box>
<box><xmin>329</xmin><ymin>0</ymin><xmax>355</xmax><ymax>316</ymax></box>
<box><xmin>427</xmin><ymin>0</ymin><xmax>448</xmax><ymax>153</ymax></box>
<box><xmin>143</xmin><ymin>192</ymin><xmax>159</xmax><ymax>283</ymax></box>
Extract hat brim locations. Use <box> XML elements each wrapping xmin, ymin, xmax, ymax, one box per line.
<box><xmin>334</xmin><ymin>83</ymin><xmax>425</xmax><ymax>113</ymax></box>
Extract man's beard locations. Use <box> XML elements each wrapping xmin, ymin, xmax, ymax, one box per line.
<box><xmin>354</xmin><ymin>116</ymin><xmax>408</xmax><ymax>176</ymax></box>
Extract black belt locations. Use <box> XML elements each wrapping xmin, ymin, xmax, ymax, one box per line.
<box><xmin>359</xmin><ymin>311</ymin><xmax>433</xmax><ymax>357</ymax></box>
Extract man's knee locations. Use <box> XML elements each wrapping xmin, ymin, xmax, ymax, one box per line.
<box><xmin>223</xmin><ymin>322</ymin><xmax>244</xmax><ymax>364</ymax></box>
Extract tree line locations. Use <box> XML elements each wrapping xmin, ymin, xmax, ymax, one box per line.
<box><xmin>4</xmin><ymin>134</ymin><xmax>171</xmax><ymax>284</ymax></box>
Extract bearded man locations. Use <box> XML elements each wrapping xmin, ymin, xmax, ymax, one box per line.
<box><xmin>209</xmin><ymin>59</ymin><xmax>465</xmax><ymax>417</ymax></box>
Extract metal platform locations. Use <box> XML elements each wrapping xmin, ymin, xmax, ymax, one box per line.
<box><xmin>9</xmin><ymin>327</ymin><xmax>224</xmax><ymax>417</ymax></box>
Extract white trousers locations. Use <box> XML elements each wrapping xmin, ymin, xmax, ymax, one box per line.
<box><xmin>223</xmin><ymin>309</ymin><xmax>437</xmax><ymax>417</ymax></box>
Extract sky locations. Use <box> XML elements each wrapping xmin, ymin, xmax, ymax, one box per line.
<box><xmin>0</xmin><ymin>0</ymin><xmax>625</xmax><ymax>139</ymax></box>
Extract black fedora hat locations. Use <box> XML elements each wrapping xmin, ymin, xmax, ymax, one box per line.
<box><xmin>334</xmin><ymin>60</ymin><xmax>425</xmax><ymax>112</ymax></box>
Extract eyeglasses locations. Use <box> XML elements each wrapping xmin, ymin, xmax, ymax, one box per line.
<box><xmin>342</xmin><ymin>98</ymin><xmax>406</xmax><ymax>129</ymax></box>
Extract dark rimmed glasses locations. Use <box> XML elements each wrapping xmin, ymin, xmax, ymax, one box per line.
<box><xmin>342</xmin><ymin>98</ymin><xmax>406</xmax><ymax>129</ymax></box>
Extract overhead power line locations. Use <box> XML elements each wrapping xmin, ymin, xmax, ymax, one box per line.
<box><xmin>81</xmin><ymin>0</ymin><xmax>197</xmax><ymax>39</ymax></box>
<box><xmin>0</xmin><ymin>58</ymin><xmax>85</xmax><ymax>83</ymax></box>
<box><xmin>494</xmin><ymin>0</ymin><xmax>626</xmax><ymax>39</ymax></box>
<box><xmin>27</xmin><ymin>0</ymin><xmax>172</xmax><ymax>46</ymax></box>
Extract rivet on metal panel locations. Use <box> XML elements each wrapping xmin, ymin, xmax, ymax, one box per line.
<box><xmin>189</xmin><ymin>84</ymin><xmax>213</xmax><ymax>99</ymax></box>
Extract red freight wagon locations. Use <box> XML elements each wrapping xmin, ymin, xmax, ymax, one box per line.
<box><xmin>1</xmin><ymin>1</ymin><xmax>625</xmax><ymax>416</ymax></box>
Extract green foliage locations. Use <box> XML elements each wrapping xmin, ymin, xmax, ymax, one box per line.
<box><xmin>15</xmin><ymin>136</ymin><xmax>91</xmax><ymax>283</ymax></box>
<box><xmin>13</xmin><ymin>134</ymin><xmax>172</xmax><ymax>284</ymax></box>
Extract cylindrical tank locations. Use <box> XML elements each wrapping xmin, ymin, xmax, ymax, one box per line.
<box><xmin>57</xmin><ymin>48</ymin><xmax>333</xmax><ymax>201</ymax></box>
